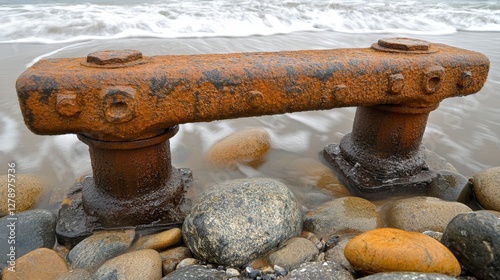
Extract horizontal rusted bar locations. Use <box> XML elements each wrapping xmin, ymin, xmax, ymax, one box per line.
<box><xmin>16</xmin><ymin>40</ymin><xmax>489</xmax><ymax>140</ymax></box>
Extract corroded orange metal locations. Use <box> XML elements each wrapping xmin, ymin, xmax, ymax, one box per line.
<box><xmin>15</xmin><ymin>38</ymin><xmax>490</xmax><ymax>245</ymax></box>
<box><xmin>17</xmin><ymin>39</ymin><xmax>488</xmax><ymax>141</ymax></box>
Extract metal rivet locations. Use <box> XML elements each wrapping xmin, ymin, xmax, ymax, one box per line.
<box><xmin>388</xmin><ymin>73</ymin><xmax>404</xmax><ymax>94</ymax></box>
<box><xmin>87</xmin><ymin>50</ymin><xmax>143</xmax><ymax>66</ymax></box>
<box><xmin>103</xmin><ymin>87</ymin><xmax>137</xmax><ymax>123</ymax></box>
<box><xmin>331</xmin><ymin>84</ymin><xmax>350</xmax><ymax>99</ymax></box>
<box><xmin>247</xmin><ymin>90</ymin><xmax>263</xmax><ymax>108</ymax></box>
<box><xmin>422</xmin><ymin>66</ymin><xmax>444</xmax><ymax>94</ymax></box>
<box><xmin>56</xmin><ymin>91</ymin><xmax>80</xmax><ymax>117</ymax></box>
<box><xmin>458</xmin><ymin>71</ymin><xmax>473</xmax><ymax>88</ymax></box>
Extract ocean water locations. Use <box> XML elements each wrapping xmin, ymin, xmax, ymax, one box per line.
<box><xmin>0</xmin><ymin>0</ymin><xmax>499</xmax><ymax>209</ymax></box>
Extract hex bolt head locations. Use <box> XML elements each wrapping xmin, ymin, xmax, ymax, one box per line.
<box><xmin>378</xmin><ymin>38</ymin><xmax>430</xmax><ymax>52</ymax></box>
<box><xmin>87</xmin><ymin>49</ymin><xmax>143</xmax><ymax>66</ymax></box>
<box><xmin>56</xmin><ymin>91</ymin><xmax>80</xmax><ymax>117</ymax></box>
<box><xmin>422</xmin><ymin>65</ymin><xmax>445</xmax><ymax>94</ymax></box>
<box><xmin>102</xmin><ymin>87</ymin><xmax>137</xmax><ymax>123</ymax></box>
<box><xmin>388</xmin><ymin>73</ymin><xmax>404</xmax><ymax>94</ymax></box>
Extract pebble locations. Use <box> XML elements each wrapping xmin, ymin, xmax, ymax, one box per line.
<box><xmin>130</xmin><ymin>228</ymin><xmax>182</xmax><ymax>251</ymax></box>
<box><xmin>0</xmin><ymin>209</ymin><xmax>56</xmax><ymax>270</ymax></box>
<box><xmin>344</xmin><ymin>228</ymin><xmax>461</xmax><ymax>277</ymax></box>
<box><xmin>386</xmin><ymin>196</ymin><xmax>472</xmax><ymax>232</ymax></box>
<box><xmin>205</xmin><ymin>128</ymin><xmax>271</xmax><ymax>167</ymax></box>
<box><xmin>67</xmin><ymin>229</ymin><xmax>135</xmax><ymax>269</ymax></box>
<box><xmin>274</xmin><ymin>265</ymin><xmax>287</xmax><ymax>276</ymax></box>
<box><xmin>162</xmin><ymin>264</ymin><xmax>227</xmax><ymax>280</ymax></box>
<box><xmin>441</xmin><ymin>211</ymin><xmax>500</xmax><ymax>280</ymax></box>
<box><xmin>226</xmin><ymin>267</ymin><xmax>241</xmax><ymax>277</ymax></box>
<box><xmin>92</xmin><ymin>249</ymin><xmax>162</xmax><ymax>280</ymax></box>
<box><xmin>159</xmin><ymin>246</ymin><xmax>193</xmax><ymax>275</ymax></box>
<box><xmin>472</xmin><ymin>166</ymin><xmax>500</xmax><ymax>211</ymax></box>
<box><xmin>176</xmin><ymin>257</ymin><xmax>201</xmax><ymax>270</ymax></box>
<box><xmin>182</xmin><ymin>178</ymin><xmax>302</xmax><ymax>267</ymax></box>
<box><xmin>324</xmin><ymin>235</ymin><xmax>356</xmax><ymax>273</ymax></box>
<box><xmin>359</xmin><ymin>272</ymin><xmax>456</xmax><ymax>279</ymax></box>
<box><xmin>285</xmin><ymin>261</ymin><xmax>354</xmax><ymax>280</ymax></box>
<box><xmin>0</xmin><ymin>174</ymin><xmax>44</xmax><ymax>216</ymax></box>
<box><xmin>1</xmin><ymin>248</ymin><xmax>68</xmax><ymax>280</ymax></box>
<box><xmin>267</xmin><ymin>237</ymin><xmax>318</xmax><ymax>271</ymax></box>
<box><xmin>304</xmin><ymin>197</ymin><xmax>382</xmax><ymax>235</ymax></box>
<box><xmin>422</xmin><ymin>230</ymin><xmax>443</xmax><ymax>242</ymax></box>
<box><xmin>428</xmin><ymin>170</ymin><xmax>472</xmax><ymax>202</ymax></box>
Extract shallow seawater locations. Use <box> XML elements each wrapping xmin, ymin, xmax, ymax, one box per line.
<box><xmin>0</xmin><ymin>30</ymin><xmax>499</xmax><ymax>212</ymax></box>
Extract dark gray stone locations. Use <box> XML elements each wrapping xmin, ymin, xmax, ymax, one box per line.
<box><xmin>285</xmin><ymin>261</ymin><xmax>354</xmax><ymax>280</ymax></box>
<box><xmin>441</xmin><ymin>212</ymin><xmax>500</xmax><ymax>280</ymax></box>
<box><xmin>162</xmin><ymin>265</ymin><xmax>227</xmax><ymax>280</ymax></box>
<box><xmin>359</xmin><ymin>272</ymin><xmax>456</xmax><ymax>279</ymax></box>
<box><xmin>182</xmin><ymin>178</ymin><xmax>302</xmax><ymax>267</ymax></box>
<box><xmin>428</xmin><ymin>170</ymin><xmax>472</xmax><ymax>202</ymax></box>
<box><xmin>0</xmin><ymin>209</ymin><xmax>56</xmax><ymax>270</ymax></box>
<box><xmin>67</xmin><ymin>229</ymin><xmax>135</xmax><ymax>269</ymax></box>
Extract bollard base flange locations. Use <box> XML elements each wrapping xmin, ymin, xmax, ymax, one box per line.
<box><xmin>55</xmin><ymin>167</ymin><xmax>192</xmax><ymax>248</ymax></box>
<box><xmin>323</xmin><ymin>144</ymin><xmax>436</xmax><ymax>200</ymax></box>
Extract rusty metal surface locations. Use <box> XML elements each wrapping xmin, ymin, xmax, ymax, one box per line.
<box><xmin>15</xmin><ymin>38</ymin><xmax>491</xmax><ymax>244</ymax></box>
<box><xmin>16</xmin><ymin>38</ymin><xmax>489</xmax><ymax>141</ymax></box>
<box><xmin>323</xmin><ymin>105</ymin><xmax>435</xmax><ymax>199</ymax></box>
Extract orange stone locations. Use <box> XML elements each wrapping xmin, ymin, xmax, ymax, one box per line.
<box><xmin>344</xmin><ymin>228</ymin><xmax>461</xmax><ymax>277</ymax></box>
<box><xmin>2</xmin><ymin>248</ymin><xmax>69</xmax><ymax>280</ymax></box>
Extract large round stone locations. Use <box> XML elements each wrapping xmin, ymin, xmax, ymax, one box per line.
<box><xmin>344</xmin><ymin>228</ymin><xmax>461</xmax><ymax>277</ymax></box>
<box><xmin>386</xmin><ymin>196</ymin><xmax>472</xmax><ymax>232</ymax></box>
<box><xmin>441</xmin><ymin>212</ymin><xmax>500</xmax><ymax>280</ymax></box>
<box><xmin>472</xmin><ymin>166</ymin><xmax>500</xmax><ymax>211</ymax></box>
<box><xmin>92</xmin><ymin>249</ymin><xmax>162</xmax><ymax>280</ymax></box>
<box><xmin>0</xmin><ymin>174</ymin><xmax>44</xmax><ymax>216</ymax></box>
<box><xmin>182</xmin><ymin>178</ymin><xmax>302</xmax><ymax>267</ymax></box>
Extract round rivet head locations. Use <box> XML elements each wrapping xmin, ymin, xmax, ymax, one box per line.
<box><xmin>422</xmin><ymin>65</ymin><xmax>445</xmax><ymax>94</ymax></box>
<box><xmin>102</xmin><ymin>86</ymin><xmax>137</xmax><ymax>123</ymax></box>
<box><xmin>87</xmin><ymin>49</ymin><xmax>143</xmax><ymax>66</ymax></box>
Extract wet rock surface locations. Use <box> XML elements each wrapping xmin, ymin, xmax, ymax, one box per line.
<box><xmin>0</xmin><ymin>174</ymin><xmax>44</xmax><ymax>216</ymax></box>
<box><xmin>206</xmin><ymin>128</ymin><xmax>271</xmax><ymax>167</ymax></box>
<box><xmin>182</xmin><ymin>178</ymin><xmax>302</xmax><ymax>267</ymax></box>
<box><xmin>428</xmin><ymin>170</ymin><xmax>471</xmax><ymax>202</ymax></box>
<box><xmin>1</xmin><ymin>248</ymin><xmax>69</xmax><ymax>280</ymax></box>
<box><xmin>159</xmin><ymin>246</ymin><xmax>193</xmax><ymax>275</ymax></box>
<box><xmin>441</xmin><ymin>212</ymin><xmax>500</xmax><ymax>280</ymax></box>
<box><xmin>130</xmin><ymin>227</ymin><xmax>182</xmax><ymax>251</ymax></box>
<box><xmin>344</xmin><ymin>228</ymin><xmax>461</xmax><ymax>277</ymax></box>
<box><xmin>93</xmin><ymin>249</ymin><xmax>162</xmax><ymax>280</ymax></box>
<box><xmin>304</xmin><ymin>197</ymin><xmax>382</xmax><ymax>235</ymax></box>
<box><xmin>359</xmin><ymin>272</ymin><xmax>457</xmax><ymax>279</ymax></box>
<box><xmin>0</xmin><ymin>209</ymin><xmax>56</xmax><ymax>270</ymax></box>
<box><xmin>67</xmin><ymin>229</ymin><xmax>135</xmax><ymax>269</ymax></box>
<box><xmin>472</xmin><ymin>166</ymin><xmax>500</xmax><ymax>211</ymax></box>
<box><xmin>285</xmin><ymin>261</ymin><xmax>354</xmax><ymax>280</ymax></box>
<box><xmin>267</xmin><ymin>237</ymin><xmax>318</xmax><ymax>271</ymax></box>
<box><xmin>162</xmin><ymin>264</ymin><xmax>227</xmax><ymax>279</ymax></box>
<box><xmin>386</xmin><ymin>196</ymin><xmax>472</xmax><ymax>232</ymax></box>
<box><xmin>324</xmin><ymin>235</ymin><xmax>356</xmax><ymax>273</ymax></box>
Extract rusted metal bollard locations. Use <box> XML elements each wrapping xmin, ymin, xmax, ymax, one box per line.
<box><xmin>16</xmin><ymin>38</ymin><xmax>489</xmax><ymax>245</ymax></box>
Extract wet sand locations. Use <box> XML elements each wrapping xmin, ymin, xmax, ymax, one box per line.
<box><xmin>1</xmin><ymin>31</ymin><xmax>499</xmax><ymax>210</ymax></box>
